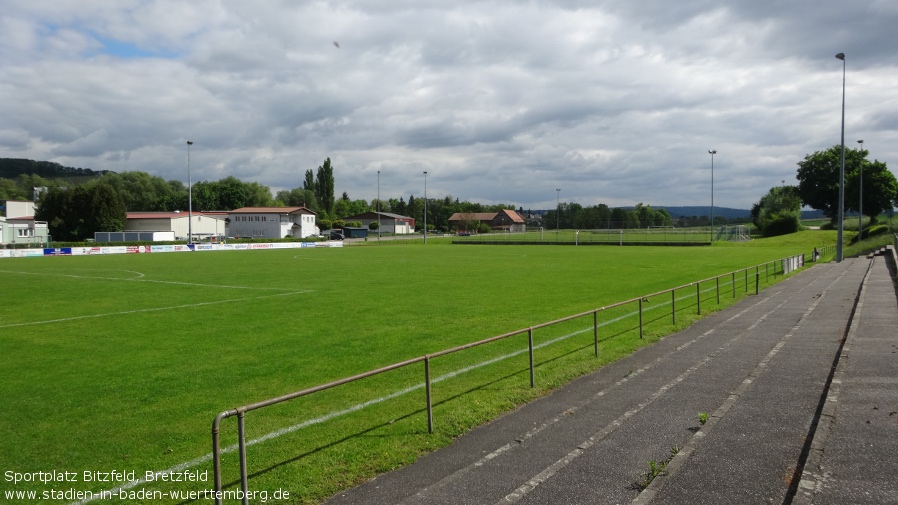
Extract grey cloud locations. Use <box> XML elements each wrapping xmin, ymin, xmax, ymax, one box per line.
<box><xmin>0</xmin><ymin>1</ymin><xmax>896</xmax><ymax>211</ymax></box>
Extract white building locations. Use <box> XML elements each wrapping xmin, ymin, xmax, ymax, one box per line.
<box><xmin>125</xmin><ymin>211</ymin><xmax>228</xmax><ymax>241</ymax></box>
<box><xmin>342</xmin><ymin>211</ymin><xmax>416</xmax><ymax>234</ymax></box>
<box><xmin>1</xmin><ymin>200</ymin><xmax>49</xmax><ymax>246</ymax></box>
<box><xmin>228</xmin><ymin>206</ymin><xmax>318</xmax><ymax>239</ymax></box>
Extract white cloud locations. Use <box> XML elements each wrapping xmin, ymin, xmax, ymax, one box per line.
<box><xmin>1</xmin><ymin>0</ymin><xmax>897</xmax><ymax>210</ymax></box>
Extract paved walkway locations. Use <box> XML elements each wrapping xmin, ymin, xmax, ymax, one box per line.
<box><xmin>326</xmin><ymin>251</ymin><xmax>898</xmax><ymax>505</ymax></box>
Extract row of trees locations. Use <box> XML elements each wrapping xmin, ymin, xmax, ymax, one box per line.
<box><xmin>751</xmin><ymin>145</ymin><xmax>897</xmax><ymax>237</ymax></box>
<box><xmin>543</xmin><ymin>202</ymin><xmax>674</xmax><ymax>230</ymax></box>
<box><xmin>36</xmin><ymin>184</ymin><xmax>127</xmax><ymax>241</ymax></box>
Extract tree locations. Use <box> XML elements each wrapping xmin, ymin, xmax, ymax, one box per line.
<box><xmin>215</xmin><ymin>176</ymin><xmax>251</xmax><ymax>210</ymax></box>
<box><xmin>796</xmin><ymin>145</ymin><xmax>897</xmax><ymax>224</ymax></box>
<box><xmin>35</xmin><ymin>182</ymin><xmax>126</xmax><ymax>240</ymax></box>
<box><xmin>844</xmin><ymin>148</ymin><xmax>898</xmax><ymax>224</ymax></box>
<box><xmin>87</xmin><ymin>182</ymin><xmax>127</xmax><ymax>233</ymax></box>
<box><xmin>35</xmin><ymin>187</ymin><xmax>74</xmax><ymax>240</ymax></box>
<box><xmin>314</xmin><ymin>158</ymin><xmax>335</xmax><ymax>215</ymax></box>
<box><xmin>303</xmin><ymin>169</ymin><xmax>315</xmax><ymax>192</ymax></box>
<box><xmin>751</xmin><ymin>186</ymin><xmax>801</xmax><ymax>237</ymax></box>
<box><xmin>276</xmin><ymin>188</ymin><xmax>317</xmax><ymax>208</ymax></box>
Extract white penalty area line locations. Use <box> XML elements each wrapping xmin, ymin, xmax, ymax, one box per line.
<box><xmin>0</xmin><ymin>268</ymin><xmax>298</xmax><ymax>291</ymax></box>
<box><xmin>1</xmin><ymin>291</ymin><xmax>312</xmax><ymax>329</ymax></box>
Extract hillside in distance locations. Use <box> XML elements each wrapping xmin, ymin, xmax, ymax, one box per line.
<box><xmin>0</xmin><ymin>158</ymin><xmax>109</xmax><ymax>180</ymax></box>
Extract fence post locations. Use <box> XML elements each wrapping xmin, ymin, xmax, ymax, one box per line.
<box><xmin>638</xmin><ymin>299</ymin><xmax>644</xmax><ymax>339</ymax></box>
<box><xmin>716</xmin><ymin>276</ymin><xmax>720</xmax><ymax>305</ymax></box>
<box><xmin>212</xmin><ymin>415</ymin><xmax>225</xmax><ymax>505</ymax></box>
<box><xmin>695</xmin><ymin>282</ymin><xmax>701</xmax><ymax>315</ymax></box>
<box><xmin>671</xmin><ymin>289</ymin><xmax>676</xmax><ymax>325</ymax></box>
<box><xmin>744</xmin><ymin>269</ymin><xmax>748</xmax><ymax>292</ymax></box>
<box><xmin>528</xmin><ymin>327</ymin><xmax>535</xmax><ymax>387</ymax></box>
<box><xmin>425</xmin><ymin>356</ymin><xmax>433</xmax><ymax>434</ymax></box>
<box><xmin>238</xmin><ymin>411</ymin><xmax>249</xmax><ymax>505</ymax></box>
<box><xmin>755</xmin><ymin>271</ymin><xmax>760</xmax><ymax>295</ymax></box>
<box><xmin>593</xmin><ymin>310</ymin><xmax>599</xmax><ymax>358</ymax></box>
<box><xmin>732</xmin><ymin>272</ymin><xmax>736</xmax><ymax>298</ymax></box>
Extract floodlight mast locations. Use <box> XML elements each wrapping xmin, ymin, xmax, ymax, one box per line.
<box><xmin>835</xmin><ymin>52</ymin><xmax>846</xmax><ymax>262</ymax></box>
<box><xmin>423</xmin><ymin>171</ymin><xmax>428</xmax><ymax>244</ymax></box>
<box><xmin>857</xmin><ymin>139</ymin><xmax>864</xmax><ymax>239</ymax></box>
<box><xmin>187</xmin><ymin>141</ymin><xmax>194</xmax><ymax>244</ymax></box>
<box><xmin>709</xmin><ymin>150</ymin><xmax>716</xmax><ymax>241</ymax></box>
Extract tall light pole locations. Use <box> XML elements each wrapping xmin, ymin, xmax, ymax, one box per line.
<box><xmin>377</xmin><ymin>170</ymin><xmax>381</xmax><ymax>241</ymax></box>
<box><xmin>857</xmin><ymin>139</ymin><xmax>864</xmax><ymax>239</ymax></box>
<box><xmin>187</xmin><ymin>140</ymin><xmax>193</xmax><ymax>244</ymax></box>
<box><xmin>835</xmin><ymin>52</ymin><xmax>846</xmax><ymax>262</ymax></box>
<box><xmin>556</xmin><ymin>188</ymin><xmax>561</xmax><ymax>238</ymax></box>
<box><xmin>708</xmin><ymin>150</ymin><xmax>716</xmax><ymax>241</ymax></box>
<box><xmin>423</xmin><ymin>171</ymin><xmax>428</xmax><ymax>244</ymax></box>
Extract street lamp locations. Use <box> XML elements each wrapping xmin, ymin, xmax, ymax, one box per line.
<box><xmin>708</xmin><ymin>150</ymin><xmax>716</xmax><ymax>240</ymax></box>
<box><xmin>556</xmin><ymin>188</ymin><xmax>561</xmax><ymax>238</ymax></box>
<box><xmin>857</xmin><ymin>139</ymin><xmax>864</xmax><ymax>239</ymax></box>
<box><xmin>187</xmin><ymin>140</ymin><xmax>193</xmax><ymax>244</ymax></box>
<box><xmin>835</xmin><ymin>52</ymin><xmax>846</xmax><ymax>262</ymax></box>
<box><xmin>423</xmin><ymin>171</ymin><xmax>428</xmax><ymax>245</ymax></box>
<box><xmin>377</xmin><ymin>170</ymin><xmax>381</xmax><ymax>241</ymax></box>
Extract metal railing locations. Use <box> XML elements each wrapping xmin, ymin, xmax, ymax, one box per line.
<box><xmin>211</xmin><ymin>252</ymin><xmax>812</xmax><ymax>504</ymax></box>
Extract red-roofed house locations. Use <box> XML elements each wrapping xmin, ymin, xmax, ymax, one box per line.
<box><xmin>228</xmin><ymin>207</ymin><xmax>318</xmax><ymax>239</ymax></box>
<box><xmin>448</xmin><ymin>209</ymin><xmax>525</xmax><ymax>233</ymax></box>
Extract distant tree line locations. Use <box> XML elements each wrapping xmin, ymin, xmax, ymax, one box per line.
<box><xmin>543</xmin><ymin>203</ymin><xmax>674</xmax><ymax>230</ymax></box>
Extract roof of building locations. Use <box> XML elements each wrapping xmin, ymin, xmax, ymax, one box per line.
<box><xmin>448</xmin><ymin>212</ymin><xmax>496</xmax><ymax>221</ymax></box>
<box><xmin>448</xmin><ymin>210</ymin><xmax>525</xmax><ymax>223</ymax></box>
<box><xmin>229</xmin><ymin>206</ymin><xmax>316</xmax><ymax>215</ymax></box>
<box><xmin>126</xmin><ymin>211</ymin><xmax>228</xmax><ymax>220</ymax></box>
<box><xmin>343</xmin><ymin>211</ymin><xmax>413</xmax><ymax>221</ymax></box>
<box><xmin>496</xmin><ymin>208</ymin><xmax>526</xmax><ymax>223</ymax></box>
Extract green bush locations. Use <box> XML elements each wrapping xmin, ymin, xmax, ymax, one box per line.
<box><xmin>762</xmin><ymin>213</ymin><xmax>800</xmax><ymax>237</ymax></box>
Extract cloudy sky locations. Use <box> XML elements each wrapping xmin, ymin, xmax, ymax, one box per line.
<box><xmin>2</xmin><ymin>1</ymin><xmax>897</xmax><ymax>211</ymax></box>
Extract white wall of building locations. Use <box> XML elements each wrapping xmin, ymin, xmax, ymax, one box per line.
<box><xmin>228</xmin><ymin>209</ymin><xmax>317</xmax><ymax>239</ymax></box>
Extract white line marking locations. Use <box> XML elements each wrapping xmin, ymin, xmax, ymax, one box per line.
<box><xmin>1</xmin><ymin>291</ymin><xmax>312</xmax><ymax>329</ymax></box>
<box><xmin>0</xmin><ymin>269</ymin><xmax>296</xmax><ymax>291</ymax></box>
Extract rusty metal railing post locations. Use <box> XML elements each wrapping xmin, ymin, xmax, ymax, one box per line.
<box><xmin>528</xmin><ymin>328</ymin><xmax>535</xmax><ymax>387</ymax></box>
<box><xmin>593</xmin><ymin>310</ymin><xmax>598</xmax><ymax>358</ymax></box>
<box><xmin>695</xmin><ymin>282</ymin><xmax>701</xmax><ymax>315</ymax></box>
<box><xmin>212</xmin><ymin>411</ymin><xmax>232</xmax><ymax>505</ymax></box>
<box><xmin>744</xmin><ymin>269</ymin><xmax>748</xmax><ymax>292</ymax></box>
<box><xmin>638</xmin><ymin>298</ymin><xmax>644</xmax><ymax>339</ymax></box>
<box><xmin>731</xmin><ymin>272</ymin><xmax>736</xmax><ymax>298</ymax></box>
<box><xmin>425</xmin><ymin>356</ymin><xmax>433</xmax><ymax>433</ymax></box>
<box><xmin>755</xmin><ymin>271</ymin><xmax>760</xmax><ymax>295</ymax></box>
<box><xmin>237</xmin><ymin>410</ymin><xmax>249</xmax><ymax>505</ymax></box>
<box><xmin>671</xmin><ymin>289</ymin><xmax>676</xmax><ymax>325</ymax></box>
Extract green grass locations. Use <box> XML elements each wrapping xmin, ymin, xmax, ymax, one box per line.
<box><xmin>453</xmin><ymin>228</ymin><xmax>712</xmax><ymax>244</ymax></box>
<box><xmin>0</xmin><ymin>231</ymin><xmax>837</xmax><ymax>503</ymax></box>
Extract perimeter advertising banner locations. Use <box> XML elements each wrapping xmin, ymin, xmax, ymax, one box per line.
<box><xmin>0</xmin><ymin>241</ymin><xmax>340</xmax><ymax>259</ymax></box>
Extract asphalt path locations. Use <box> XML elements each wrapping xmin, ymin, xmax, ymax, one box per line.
<box><xmin>325</xmin><ymin>251</ymin><xmax>898</xmax><ymax>505</ymax></box>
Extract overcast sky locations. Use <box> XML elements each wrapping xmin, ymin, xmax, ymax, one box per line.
<box><xmin>2</xmin><ymin>1</ymin><xmax>897</xmax><ymax>211</ymax></box>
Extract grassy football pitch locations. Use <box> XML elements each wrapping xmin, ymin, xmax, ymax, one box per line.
<box><xmin>0</xmin><ymin>232</ymin><xmax>834</xmax><ymax>503</ymax></box>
